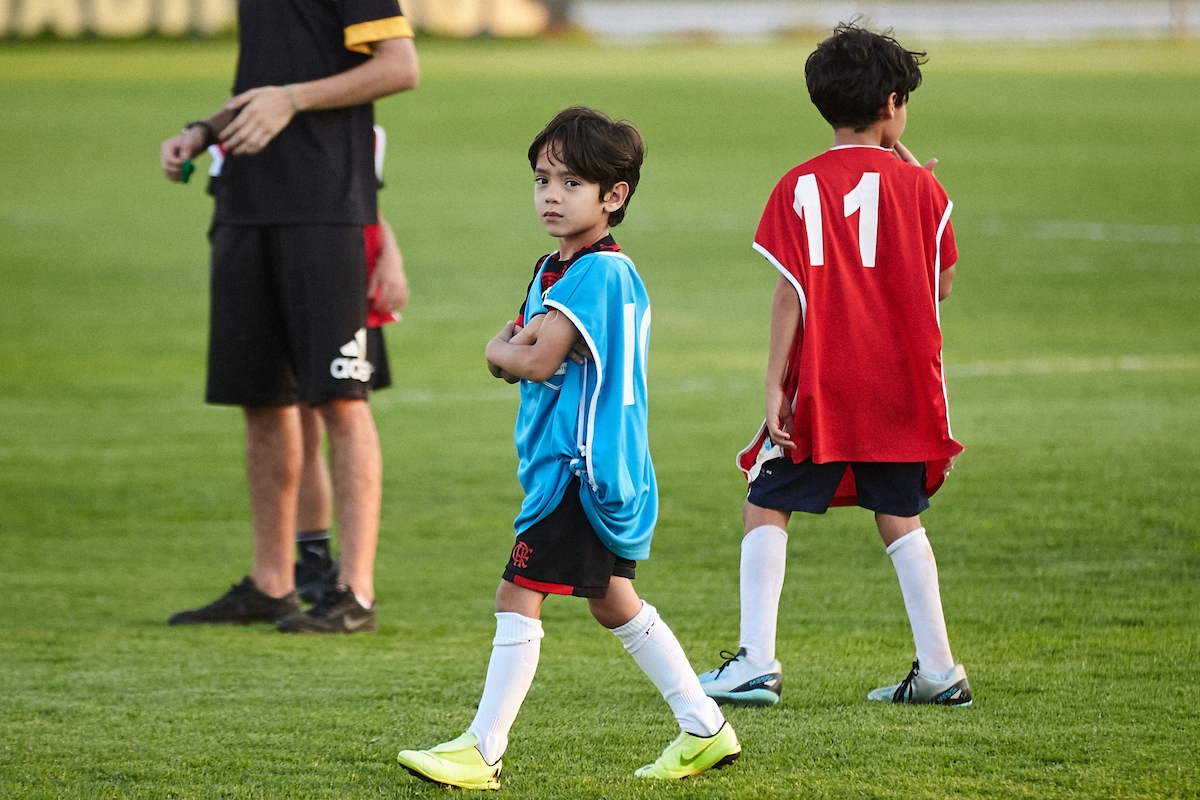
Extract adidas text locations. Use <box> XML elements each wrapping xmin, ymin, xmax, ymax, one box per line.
<box><xmin>331</xmin><ymin>328</ymin><xmax>374</xmax><ymax>383</ymax></box>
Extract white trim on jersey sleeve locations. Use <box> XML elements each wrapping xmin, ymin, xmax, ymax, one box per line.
<box><xmin>934</xmin><ymin>198</ymin><xmax>955</xmax><ymax>440</ymax></box>
<box><xmin>544</xmin><ymin>299</ymin><xmax>603</xmax><ymax>494</ymax></box>
<box><xmin>543</xmin><ymin>251</ymin><xmax>637</xmax><ymax>495</ymax></box>
<box><xmin>933</xmin><ymin>199</ymin><xmax>954</xmax><ymax>327</ymax></box>
<box><xmin>752</xmin><ymin>241</ymin><xmax>808</xmax><ymax>323</ymax></box>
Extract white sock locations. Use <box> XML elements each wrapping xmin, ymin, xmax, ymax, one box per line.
<box><xmin>738</xmin><ymin>525</ymin><xmax>788</xmax><ymax>665</ymax></box>
<box><xmin>466</xmin><ymin>612</ymin><xmax>544</xmax><ymax>765</ymax></box>
<box><xmin>886</xmin><ymin>528</ymin><xmax>955</xmax><ymax>677</ymax></box>
<box><xmin>612</xmin><ymin>601</ymin><xmax>726</xmax><ymax>738</ymax></box>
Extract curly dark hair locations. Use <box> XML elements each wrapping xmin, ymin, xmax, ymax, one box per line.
<box><xmin>805</xmin><ymin>22</ymin><xmax>927</xmax><ymax>132</ymax></box>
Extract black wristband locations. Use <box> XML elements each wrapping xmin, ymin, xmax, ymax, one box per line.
<box><xmin>183</xmin><ymin>120</ymin><xmax>217</xmax><ymax>149</ymax></box>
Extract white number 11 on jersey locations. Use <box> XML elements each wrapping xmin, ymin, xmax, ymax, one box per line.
<box><xmin>793</xmin><ymin>172</ymin><xmax>880</xmax><ymax>268</ymax></box>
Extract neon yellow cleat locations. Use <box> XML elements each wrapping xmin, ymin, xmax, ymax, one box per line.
<box><xmin>397</xmin><ymin>732</ymin><xmax>501</xmax><ymax>790</ymax></box>
<box><xmin>635</xmin><ymin>722</ymin><xmax>741</xmax><ymax>780</ymax></box>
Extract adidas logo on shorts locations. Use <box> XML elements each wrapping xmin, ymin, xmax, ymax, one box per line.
<box><xmin>330</xmin><ymin>328</ymin><xmax>374</xmax><ymax>383</ymax></box>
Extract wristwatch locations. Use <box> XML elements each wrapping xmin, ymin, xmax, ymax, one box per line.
<box><xmin>182</xmin><ymin>120</ymin><xmax>217</xmax><ymax>149</ymax></box>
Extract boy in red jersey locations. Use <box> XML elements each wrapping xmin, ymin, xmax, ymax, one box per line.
<box><xmin>698</xmin><ymin>22</ymin><xmax>972</xmax><ymax>707</ymax></box>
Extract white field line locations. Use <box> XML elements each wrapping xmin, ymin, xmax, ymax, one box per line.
<box><xmin>982</xmin><ymin>218</ymin><xmax>1200</xmax><ymax>244</ymax></box>
<box><xmin>945</xmin><ymin>354</ymin><xmax>1200</xmax><ymax>378</ymax></box>
<box><xmin>1</xmin><ymin>355</ymin><xmax>1191</xmax><ymax>418</ymax></box>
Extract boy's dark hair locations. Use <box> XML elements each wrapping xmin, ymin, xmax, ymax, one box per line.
<box><xmin>528</xmin><ymin>106</ymin><xmax>644</xmax><ymax>226</ymax></box>
<box><xmin>805</xmin><ymin>22</ymin><xmax>927</xmax><ymax>132</ymax></box>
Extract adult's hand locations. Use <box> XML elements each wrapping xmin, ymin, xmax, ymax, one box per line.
<box><xmin>161</xmin><ymin>126</ymin><xmax>206</xmax><ymax>181</ymax></box>
<box><xmin>220</xmin><ymin>86</ymin><xmax>296</xmax><ymax>156</ymax></box>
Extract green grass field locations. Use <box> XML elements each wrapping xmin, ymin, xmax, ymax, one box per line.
<box><xmin>1</xmin><ymin>36</ymin><xmax>1198</xmax><ymax>798</ymax></box>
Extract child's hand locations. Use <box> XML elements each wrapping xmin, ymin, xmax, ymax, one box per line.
<box><xmin>568</xmin><ymin>338</ymin><xmax>592</xmax><ymax>364</ymax></box>
<box><xmin>369</xmin><ymin>221</ymin><xmax>409</xmax><ymax>318</ymax></box>
<box><xmin>765</xmin><ymin>384</ymin><xmax>796</xmax><ymax>451</ymax></box>
<box><xmin>494</xmin><ymin>320</ymin><xmax>518</xmax><ymax>344</ymax></box>
<box><xmin>487</xmin><ymin>321</ymin><xmax>522</xmax><ymax>382</ymax></box>
<box><xmin>893</xmin><ymin>141</ymin><xmax>938</xmax><ymax>173</ymax></box>
<box><xmin>488</xmin><ymin>360</ymin><xmax>520</xmax><ymax>383</ymax></box>
<box><xmin>509</xmin><ymin>315</ymin><xmax>541</xmax><ymax>346</ymax></box>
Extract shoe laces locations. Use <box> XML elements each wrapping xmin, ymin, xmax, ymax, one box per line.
<box><xmin>714</xmin><ymin>650</ymin><xmax>742</xmax><ymax>677</ymax></box>
<box><xmin>308</xmin><ymin>583</ymin><xmax>352</xmax><ymax>616</ymax></box>
<box><xmin>893</xmin><ymin>660</ymin><xmax>921</xmax><ymax>702</ymax></box>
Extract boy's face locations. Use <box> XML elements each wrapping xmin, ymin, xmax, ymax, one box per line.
<box><xmin>533</xmin><ymin>144</ymin><xmax>626</xmax><ymax>254</ymax></box>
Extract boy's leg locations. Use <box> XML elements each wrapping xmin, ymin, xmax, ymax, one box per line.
<box><xmin>870</xmin><ymin>514</ymin><xmax>970</xmax><ymax>705</ymax></box>
<box><xmin>397</xmin><ymin>581</ymin><xmax>544</xmax><ymax>789</ymax></box>
<box><xmin>594</xmin><ymin>579</ymin><xmax>724</xmax><ymax>736</ymax></box>
<box><xmin>876</xmin><ymin>514</ymin><xmax>954</xmax><ymax>675</ymax></box>
<box><xmin>466</xmin><ymin>581</ymin><xmax>546</xmax><ymax>765</ymax></box>
<box><xmin>697</xmin><ymin>502</ymin><xmax>788</xmax><ymax>706</ymax></box>
<box><xmin>738</xmin><ymin>503</ymin><xmax>791</xmax><ymax>663</ymax></box>
<box><xmin>594</xmin><ymin>579</ymin><xmax>740</xmax><ymax>779</ymax></box>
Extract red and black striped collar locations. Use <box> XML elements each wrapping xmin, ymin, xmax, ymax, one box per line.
<box><xmin>516</xmin><ymin>235</ymin><xmax>621</xmax><ymax>325</ymax></box>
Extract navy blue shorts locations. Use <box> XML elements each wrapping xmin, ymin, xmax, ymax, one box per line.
<box><xmin>748</xmin><ymin>457</ymin><xmax>930</xmax><ymax>517</ymax></box>
<box><xmin>503</xmin><ymin>478</ymin><xmax>636</xmax><ymax>599</ymax></box>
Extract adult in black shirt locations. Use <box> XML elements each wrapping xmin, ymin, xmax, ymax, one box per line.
<box><xmin>160</xmin><ymin>0</ymin><xmax>418</xmax><ymax>633</ymax></box>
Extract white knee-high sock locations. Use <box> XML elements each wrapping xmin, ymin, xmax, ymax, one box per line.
<box><xmin>739</xmin><ymin>525</ymin><xmax>788</xmax><ymax>665</ymax></box>
<box><xmin>467</xmin><ymin>612</ymin><xmax>544</xmax><ymax>765</ymax></box>
<box><xmin>611</xmin><ymin>601</ymin><xmax>726</xmax><ymax>738</ymax></box>
<box><xmin>886</xmin><ymin>528</ymin><xmax>955</xmax><ymax>677</ymax></box>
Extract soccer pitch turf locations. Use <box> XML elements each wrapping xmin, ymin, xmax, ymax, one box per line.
<box><xmin>1</xmin><ymin>36</ymin><xmax>1198</xmax><ymax>798</ymax></box>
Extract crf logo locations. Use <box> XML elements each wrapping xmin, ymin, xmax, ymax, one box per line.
<box><xmin>510</xmin><ymin>541</ymin><xmax>533</xmax><ymax>569</ymax></box>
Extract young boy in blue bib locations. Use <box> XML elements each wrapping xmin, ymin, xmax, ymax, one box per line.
<box><xmin>396</xmin><ymin>106</ymin><xmax>740</xmax><ymax>789</ymax></box>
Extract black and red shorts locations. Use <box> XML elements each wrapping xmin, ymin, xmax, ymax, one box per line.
<box><xmin>503</xmin><ymin>478</ymin><xmax>636</xmax><ymax>598</ymax></box>
<box><xmin>206</xmin><ymin>223</ymin><xmax>389</xmax><ymax>406</ymax></box>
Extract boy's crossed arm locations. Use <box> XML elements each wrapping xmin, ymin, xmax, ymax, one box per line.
<box><xmin>486</xmin><ymin>311</ymin><xmax>590</xmax><ymax>384</ymax></box>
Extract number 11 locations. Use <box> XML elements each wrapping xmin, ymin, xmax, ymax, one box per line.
<box><xmin>792</xmin><ymin>172</ymin><xmax>880</xmax><ymax>268</ymax></box>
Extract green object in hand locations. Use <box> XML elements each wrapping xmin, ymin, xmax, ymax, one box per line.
<box><xmin>180</xmin><ymin>159</ymin><xmax>195</xmax><ymax>184</ymax></box>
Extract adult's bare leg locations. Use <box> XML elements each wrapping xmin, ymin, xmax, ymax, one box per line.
<box><xmin>317</xmin><ymin>398</ymin><xmax>381</xmax><ymax>603</ymax></box>
<box><xmin>244</xmin><ymin>404</ymin><xmax>302</xmax><ymax>598</ymax></box>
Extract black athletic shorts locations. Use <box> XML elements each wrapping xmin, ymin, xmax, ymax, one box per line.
<box><xmin>206</xmin><ymin>223</ymin><xmax>385</xmax><ymax>406</ymax></box>
<box><xmin>748</xmin><ymin>457</ymin><xmax>930</xmax><ymax>517</ymax></box>
<box><xmin>366</xmin><ymin>327</ymin><xmax>391</xmax><ymax>391</ymax></box>
<box><xmin>503</xmin><ymin>477</ymin><xmax>636</xmax><ymax>598</ymax></box>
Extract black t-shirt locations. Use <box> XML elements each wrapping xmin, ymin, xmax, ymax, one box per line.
<box><xmin>214</xmin><ymin>0</ymin><xmax>410</xmax><ymax>226</ymax></box>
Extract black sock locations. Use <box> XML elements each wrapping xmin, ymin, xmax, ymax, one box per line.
<box><xmin>296</xmin><ymin>530</ymin><xmax>332</xmax><ymax>564</ymax></box>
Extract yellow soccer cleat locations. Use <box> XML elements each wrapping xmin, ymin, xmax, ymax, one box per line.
<box><xmin>635</xmin><ymin>722</ymin><xmax>741</xmax><ymax>780</ymax></box>
<box><xmin>397</xmin><ymin>732</ymin><xmax>501</xmax><ymax>790</ymax></box>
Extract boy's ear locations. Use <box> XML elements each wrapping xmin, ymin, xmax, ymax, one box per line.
<box><xmin>881</xmin><ymin>92</ymin><xmax>900</xmax><ymax>119</ymax></box>
<box><xmin>602</xmin><ymin>181</ymin><xmax>630</xmax><ymax>212</ymax></box>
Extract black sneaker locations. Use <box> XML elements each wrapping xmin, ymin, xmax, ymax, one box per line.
<box><xmin>168</xmin><ymin>577</ymin><xmax>299</xmax><ymax>625</ymax></box>
<box><xmin>294</xmin><ymin>558</ymin><xmax>339</xmax><ymax>604</ymax></box>
<box><xmin>275</xmin><ymin>584</ymin><xmax>376</xmax><ymax>633</ymax></box>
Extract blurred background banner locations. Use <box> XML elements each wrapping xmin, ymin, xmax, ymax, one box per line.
<box><xmin>0</xmin><ymin>0</ymin><xmax>1195</xmax><ymax>40</ymax></box>
<box><xmin>0</xmin><ymin>0</ymin><xmax>550</xmax><ymax>38</ymax></box>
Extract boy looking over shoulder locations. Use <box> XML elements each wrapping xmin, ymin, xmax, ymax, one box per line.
<box><xmin>396</xmin><ymin>107</ymin><xmax>740</xmax><ymax>789</ymax></box>
<box><xmin>698</xmin><ymin>23</ymin><xmax>971</xmax><ymax>707</ymax></box>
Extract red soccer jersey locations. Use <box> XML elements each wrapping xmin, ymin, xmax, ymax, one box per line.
<box><xmin>741</xmin><ymin>145</ymin><xmax>963</xmax><ymax>500</ymax></box>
